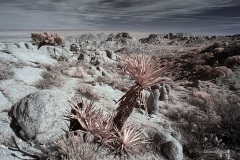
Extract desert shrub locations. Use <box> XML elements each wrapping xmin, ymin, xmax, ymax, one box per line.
<box><xmin>201</xmin><ymin>42</ymin><xmax>222</xmax><ymax>53</ymax></box>
<box><xmin>96</xmin><ymin>75</ymin><xmax>131</xmax><ymax>92</ymax></box>
<box><xmin>194</xmin><ymin>65</ymin><xmax>232</xmax><ymax>79</ymax></box>
<box><xmin>194</xmin><ymin>65</ymin><xmax>212</xmax><ymax>78</ymax></box>
<box><xmin>224</xmin><ymin>55</ymin><xmax>240</xmax><ymax>68</ymax></box>
<box><xmin>66</xmin><ymin>66</ymin><xmax>88</xmax><ymax>79</ymax></box>
<box><xmin>211</xmin><ymin>66</ymin><xmax>232</xmax><ymax>78</ymax></box>
<box><xmin>31</xmin><ymin>32</ymin><xmax>64</xmax><ymax>48</ymax></box>
<box><xmin>193</xmin><ymin>91</ymin><xmax>211</xmax><ymax>99</ymax></box>
<box><xmin>188</xmin><ymin>96</ymin><xmax>207</xmax><ymax>112</ymax></box>
<box><xmin>86</xmin><ymin>68</ymin><xmax>97</xmax><ymax>76</ymax></box>
<box><xmin>96</xmin><ymin>76</ymin><xmax>113</xmax><ymax>85</ymax></box>
<box><xmin>56</xmin><ymin>132</ymin><xmax>104</xmax><ymax>160</ymax></box>
<box><xmin>207</xmin><ymin>94</ymin><xmax>240</xmax><ymax>146</ymax></box>
<box><xmin>76</xmin><ymin>83</ymin><xmax>100</xmax><ymax>101</ymax></box>
<box><xmin>165</xmin><ymin>107</ymin><xmax>187</xmax><ymax>122</ymax></box>
<box><xmin>177</xmin><ymin>92</ymin><xmax>240</xmax><ymax>159</ymax></box>
<box><xmin>0</xmin><ymin>61</ymin><xmax>14</xmax><ymax>80</ymax></box>
<box><xmin>50</xmin><ymin>52</ymin><xmax>68</xmax><ymax>62</ymax></box>
<box><xmin>35</xmin><ymin>65</ymin><xmax>63</xmax><ymax>89</ymax></box>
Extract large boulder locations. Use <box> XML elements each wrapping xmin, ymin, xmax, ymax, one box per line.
<box><xmin>39</xmin><ymin>45</ymin><xmax>73</xmax><ymax>61</ymax></box>
<box><xmin>9</xmin><ymin>90</ymin><xmax>74</xmax><ymax>144</ymax></box>
<box><xmin>47</xmin><ymin>46</ymin><xmax>73</xmax><ymax>60</ymax></box>
<box><xmin>153</xmin><ymin>125</ymin><xmax>183</xmax><ymax>160</ymax></box>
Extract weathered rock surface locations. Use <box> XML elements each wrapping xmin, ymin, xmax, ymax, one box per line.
<box><xmin>161</xmin><ymin>139</ymin><xmax>183</xmax><ymax>160</ymax></box>
<box><xmin>0</xmin><ymin>144</ymin><xmax>32</xmax><ymax>160</ymax></box>
<box><xmin>12</xmin><ymin>48</ymin><xmax>57</xmax><ymax>66</ymax></box>
<box><xmin>0</xmin><ymin>79</ymin><xmax>38</xmax><ymax>104</ymax></box>
<box><xmin>0</xmin><ymin>91</ymin><xmax>12</xmax><ymax>109</ymax></box>
<box><xmin>0</xmin><ymin>52</ymin><xmax>21</xmax><ymax>63</ymax></box>
<box><xmin>0</xmin><ymin>42</ymin><xmax>5</xmax><ymax>50</ymax></box>
<box><xmin>13</xmin><ymin>66</ymin><xmax>44</xmax><ymax>85</ymax></box>
<box><xmin>154</xmin><ymin>129</ymin><xmax>183</xmax><ymax>160</ymax></box>
<box><xmin>10</xmin><ymin>90</ymin><xmax>74</xmax><ymax>144</ymax></box>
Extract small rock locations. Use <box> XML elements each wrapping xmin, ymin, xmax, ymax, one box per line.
<box><xmin>105</xmin><ymin>50</ymin><xmax>117</xmax><ymax>60</ymax></box>
<box><xmin>17</xmin><ymin>42</ymin><xmax>27</xmax><ymax>49</ymax></box>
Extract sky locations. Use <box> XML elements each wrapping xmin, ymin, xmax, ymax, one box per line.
<box><xmin>0</xmin><ymin>0</ymin><xmax>240</xmax><ymax>35</ymax></box>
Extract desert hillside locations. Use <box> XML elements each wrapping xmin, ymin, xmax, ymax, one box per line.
<box><xmin>0</xmin><ymin>31</ymin><xmax>239</xmax><ymax>160</ymax></box>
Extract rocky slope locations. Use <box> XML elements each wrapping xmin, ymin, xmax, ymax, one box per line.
<box><xmin>0</xmin><ymin>32</ymin><xmax>239</xmax><ymax>160</ymax></box>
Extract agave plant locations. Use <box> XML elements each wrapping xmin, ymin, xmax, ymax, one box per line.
<box><xmin>114</xmin><ymin>124</ymin><xmax>151</xmax><ymax>154</ymax></box>
<box><xmin>113</xmin><ymin>54</ymin><xmax>166</xmax><ymax>129</ymax></box>
<box><xmin>67</xmin><ymin>100</ymin><xmax>151</xmax><ymax>156</ymax></box>
<box><xmin>68</xmin><ymin>100</ymin><xmax>115</xmax><ymax>141</ymax></box>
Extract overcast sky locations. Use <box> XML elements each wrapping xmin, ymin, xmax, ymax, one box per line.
<box><xmin>0</xmin><ymin>0</ymin><xmax>240</xmax><ymax>35</ymax></box>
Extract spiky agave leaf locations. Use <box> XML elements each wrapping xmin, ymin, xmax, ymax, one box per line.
<box><xmin>68</xmin><ymin>100</ymin><xmax>101</xmax><ymax>132</ymax></box>
<box><xmin>115</xmin><ymin>124</ymin><xmax>151</xmax><ymax>154</ymax></box>
<box><xmin>68</xmin><ymin>100</ymin><xmax>117</xmax><ymax>144</ymax></box>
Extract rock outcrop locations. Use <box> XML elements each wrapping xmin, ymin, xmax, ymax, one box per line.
<box><xmin>10</xmin><ymin>90</ymin><xmax>74</xmax><ymax>144</ymax></box>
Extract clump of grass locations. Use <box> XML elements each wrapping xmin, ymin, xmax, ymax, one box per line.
<box><xmin>35</xmin><ymin>65</ymin><xmax>63</xmax><ymax>89</ymax></box>
<box><xmin>56</xmin><ymin>132</ymin><xmax>104</xmax><ymax>160</ymax></box>
<box><xmin>96</xmin><ymin>75</ymin><xmax>131</xmax><ymax>91</ymax></box>
<box><xmin>67</xmin><ymin>66</ymin><xmax>88</xmax><ymax>79</ymax></box>
<box><xmin>76</xmin><ymin>84</ymin><xmax>100</xmax><ymax>101</ymax></box>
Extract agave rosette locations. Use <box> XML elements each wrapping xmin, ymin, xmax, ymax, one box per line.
<box><xmin>114</xmin><ymin>124</ymin><xmax>151</xmax><ymax>154</ymax></box>
<box><xmin>68</xmin><ymin>100</ymin><xmax>115</xmax><ymax>139</ymax></box>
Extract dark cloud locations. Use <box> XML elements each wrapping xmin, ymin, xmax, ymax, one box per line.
<box><xmin>0</xmin><ymin>0</ymin><xmax>240</xmax><ymax>34</ymax></box>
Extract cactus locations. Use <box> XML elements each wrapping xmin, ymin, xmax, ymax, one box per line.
<box><xmin>164</xmin><ymin>83</ymin><xmax>171</xmax><ymax>95</ymax></box>
<box><xmin>146</xmin><ymin>89</ymin><xmax>160</xmax><ymax>114</ymax></box>
<box><xmin>159</xmin><ymin>85</ymin><xmax>169</xmax><ymax>102</ymax></box>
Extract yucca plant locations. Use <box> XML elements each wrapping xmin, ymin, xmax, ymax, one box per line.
<box><xmin>113</xmin><ymin>54</ymin><xmax>166</xmax><ymax>129</ymax></box>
